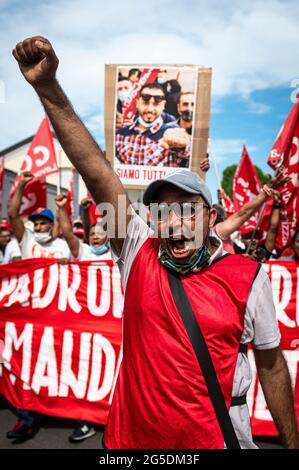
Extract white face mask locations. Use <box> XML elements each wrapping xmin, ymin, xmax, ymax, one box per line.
<box><xmin>118</xmin><ymin>90</ymin><xmax>131</xmax><ymax>103</ymax></box>
<box><xmin>34</xmin><ymin>231</ymin><xmax>52</xmax><ymax>245</ymax></box>
<box><xmin>138</xmin><ymin>115</ymin><xmax>162</xmax><ymax>129</ymax></box>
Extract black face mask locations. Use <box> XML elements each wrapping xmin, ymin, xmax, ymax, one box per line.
<box><xmin>179</xmin><ymin>110</ymin><xmax>193</xmax><ymax>123</ymax></box>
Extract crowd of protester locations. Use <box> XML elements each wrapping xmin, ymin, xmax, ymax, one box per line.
<box><xmin>1</xmin><ymin>159</ymin><xmax>298</xmax><ymax>445</ymax></box>
<box><xmin>1</xmin><ymin>172</ymin><xmax>112</xmax><ymax>443</ymax></box>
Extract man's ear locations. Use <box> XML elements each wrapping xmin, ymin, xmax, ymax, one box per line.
<box><xmin>208</xmin><ymin>208</ymin><xmax>217</xmax><ymax>228</ymax></box>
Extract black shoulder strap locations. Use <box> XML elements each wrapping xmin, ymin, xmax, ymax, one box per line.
<box><xmin>167</xmin><ymin>269</ymin><xmax>241</xmax><ymax>449</ymax></box>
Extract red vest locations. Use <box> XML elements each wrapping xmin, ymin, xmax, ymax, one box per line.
<box><xmin>104</xmin><ymin>238</ymin><xmax>258</xmax><ymax>449</ymax></box>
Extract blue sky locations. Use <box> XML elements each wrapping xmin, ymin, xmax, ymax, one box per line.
<box><xmin>0</xmin><ymin>0</ymin><xmax>298</xmax><ymax>200</ymax></box>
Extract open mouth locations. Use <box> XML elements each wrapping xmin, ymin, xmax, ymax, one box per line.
<box><xmin>166</xmin><ymin>237</ymin><xmax>194</xmax><ymax>260</ymax></box>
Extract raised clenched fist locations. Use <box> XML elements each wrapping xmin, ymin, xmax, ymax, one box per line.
<box><xmin>55</xmin><ymin>193</ymin><xmax>68</xmax><ymax>209</ymax></box>
<box><xmin>80</xmin><ymin>197</ymin><xmax>92</xmax><ymax>210</ymax></box>
<box><xmin>160</xmin><ymin>128</ymin><xmax>190</xmax><ymax>150</ymax></box>
<box><xmin>12</xmin><ymin>36</ymin><xmax>58</xmax><ymax>87</ymax></box>
<box><xmin>19</xmin><ymin>171</ymin><xmax>34</xmax><ymax>186</ymax></box>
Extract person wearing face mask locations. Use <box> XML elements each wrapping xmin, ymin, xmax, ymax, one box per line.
<box><xmin>8</xmin><ymin>172</ymin><xmax>71</xmax><ymax>260</ymax></box>
<box><xmin>55</xmin><ymin>192</ymin><xmax>111</xmax><ymax>261</ymax></box>
<box><xmin>155</xmin><ymin>70</ymin><xmax>181</xmax><ymax>118</ymax></box>
<box><xmin>6</xmin><ymin>172</ymin><xmax>71</xmax><ymax>441</ymax></box>
<box><xmin>116</xmin><ymin>77</ymin><xmax>133</xmax><ymax>113</ymax></box>
<box><xmin>116</xmin><ymin>82</ymin><xmax>191</xmax><ymax>167</ymax></box>
<box><xmin>54</xmin><ymin>193</ymin><xmax>111</xmax><ymax>442</ymax></box>
<box><xmin>175</xmin><ymin>92</ymin><xmax>195</xmax><ymax>135</ymax></box>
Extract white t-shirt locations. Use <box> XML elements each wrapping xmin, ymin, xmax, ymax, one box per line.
<box><xmin>3</xmin><ymin>238</ymin><xmax>22</xmax><ymax>263</ymax></box>
<box><xmin>19</xmin><ymin>228</ymin><xmax>71</xmax><ymax>259</ymax></box>
<box><xmin>112</xmin><ymin>208</ymin><xmax>281</xmax><ymax>449</ymax></box>
<box><xmin>76</xmin><ymin>242</ymin><xmax>112</xmax><ymax>261</ymax></box>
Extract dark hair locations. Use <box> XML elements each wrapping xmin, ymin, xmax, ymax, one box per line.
<box><xmin>128</xmin><ymin>68</ymin><xmax>141</xmax><ymax>79</ymax></box>
<box><xmin>118</xmin><ymin>76</ymin><xmax>132</xmax><ymax>83</ymax></box>
<box><xmin>139</xmin><ymin>82</ymin><xmax>165</xmax><ymax>98</ymax></box>
<box><xmin>212</xmin><ymin>204</ymin><xmax>226</xmax><ymax>224</ymax></box>
<box><xmin>177</xmin><ymin>91</ymin><xmax>195</xmax><ymax>105</ymax></box>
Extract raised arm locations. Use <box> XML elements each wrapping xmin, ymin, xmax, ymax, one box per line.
<box><xmin>254</xmin><ymin>347</ymin><xmax>299</xmax><ymax>448</ymax></box>
<box><xmin>264</xmin><ymin>202</ymin><xmax>280</xmax><ymax>253</ymax></box>
<box><xmin>8</xmin><ymin>172</ymin><xmax>34</xmax><ymax>242</ymax></box>
<box><xmin>216</xmin><ymin>174</ymin><xmax>287</xmax><ymax>240</ymax></box>
<box><xmin>55</xmin><ymin>193</ymin><xmax>80</xmax><ymax>258</ymax></box>
<box><xmin>80</xmin><ymin>197</ymin><xmax>92</xmax><ymax>243</ymax></box>
<box><xmin>12</xmin><ymin>36</ymin><xmax>130</xmax><ymax>255</ymax></box>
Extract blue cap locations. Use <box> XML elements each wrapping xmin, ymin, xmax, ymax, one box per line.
<box><xmin>143</xmin><ymin>170</ymin><xmax>212</xmax><ymax>207</ymax></box>
<box><xmin>28</xmin><ymin>208</ymin><xmax>54</xmax><ymax>223</ymax></box>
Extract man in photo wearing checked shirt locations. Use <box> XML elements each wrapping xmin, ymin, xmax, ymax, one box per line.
<box><xmin>116</xmin><ymin>82</ymin><xmax>191</xmax><ymax>167</ymax></box>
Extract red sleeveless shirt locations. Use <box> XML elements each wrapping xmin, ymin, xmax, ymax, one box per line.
<box><xmin>104</xmin><ymin>238</ymin><xmax>258</xmax><ymax>449</ymax></box>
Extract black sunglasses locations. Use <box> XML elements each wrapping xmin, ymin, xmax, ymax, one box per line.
<box><xmin>140</xmin><ymin>93</ymin><xmax>166</xmax><ymax>104</ymax></box>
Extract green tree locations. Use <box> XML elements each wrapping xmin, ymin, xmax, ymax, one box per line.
<box><xmin>221</xmin><ymin>164</ymin><xmax>268</xmax><ymax>200</ymax></box>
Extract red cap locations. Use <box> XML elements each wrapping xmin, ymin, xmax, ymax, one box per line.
<box><xmin>0</xmin><ymin>222</ymin><xmax>12</xmax><ymax>231</ymax></box>
<box><xmin>73</xmin><ymin>227</ymin><xmax>85</xmax><ymax>236</ymax></box>
<box><xmin>240</xmin><ymin>223</ymin><xmax>260</xmax><ymax>237</ymax></box>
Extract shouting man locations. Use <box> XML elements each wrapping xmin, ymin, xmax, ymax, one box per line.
<box><xmin>12</xmin><ymin>36</ymin><xmax>299</xmax><ymax>449</ymax></box>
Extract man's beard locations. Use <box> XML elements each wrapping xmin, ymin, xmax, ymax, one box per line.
<box><xmin>179</xmin><ymin>110</ymin><xmax>193</xmax><ymax>123</ymax></box>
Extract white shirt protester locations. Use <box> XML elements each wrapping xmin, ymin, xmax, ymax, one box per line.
<box><xmin>19</xmin><ymin>228</ymin><xmax>71</xmax><ymax>259</ymax></box>
<box><xmin>76</xmin><ymin>242</ymin><xmax>112</xmax><ymax>261</ymax></box>
<box><xmin>2</xmin><ymin>238</ymin><xmax>22</xmax><ymax>263</ymax></box>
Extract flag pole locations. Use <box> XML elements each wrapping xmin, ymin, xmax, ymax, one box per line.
<box><xmin>209</xmin><ymin>139</ymin><xmax>224</xmax><ymax>207</ymax></box>
<box><xmin>245</xmin><ymin>202</ymin><xmax>267</xmax><ymax>254</ymax></box>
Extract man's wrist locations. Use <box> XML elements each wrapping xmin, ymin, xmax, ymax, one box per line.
<box><xmin>33</xmin><ymin>78</ymin><xmax>59</xmax><ymax>97</ymax></box>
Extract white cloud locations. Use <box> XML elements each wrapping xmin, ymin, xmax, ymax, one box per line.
<box><xmin>209</xmin><ymin>138</ymin><xmax>257</xmax><ymax>164</ymax></box>
<box><xmin>0</xmin><ymin>0</ymin><xmax>299</xmax><ymax>149</ymax></box>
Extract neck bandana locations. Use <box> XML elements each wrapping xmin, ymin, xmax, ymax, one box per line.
<box><xmin>158</xmin><ymin>245</ymin><xmax>211</xmax><ymax>275</ymax></box>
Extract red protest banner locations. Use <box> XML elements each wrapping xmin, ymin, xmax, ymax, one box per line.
<box><xmin>0</xmin><ymin>258</ymin><xmax>123</xmax><ymax>424</ymax></box>
<box><xmin>249</xmin><ymin>260</ymin><xmax>299</xmax><ymax>436</ymax></box>
<box><xmin>261</xmin><ymin>101</ymin><xmax>299</xmax><ymax>250</ymax></box>
<box><xmin>233</xmin><ymin>145</ymin><xmax>262</xmax><ymax>232</ymax></box>
<box><xmin>8</xmin><ymin>117</ymin><xmax>58</xmax><ymax>217</ymax></box>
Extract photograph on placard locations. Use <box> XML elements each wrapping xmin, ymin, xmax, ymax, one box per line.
<box><xmin>113</xmin><ymin>66</ymin><xmax>198</xmax><ymax>187</ymax></box>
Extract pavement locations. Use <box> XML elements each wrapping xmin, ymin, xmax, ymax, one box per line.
<box><xmin>0</xmin><ymin>395</ymin><xmax>282</xmax><ymax>450</ymax></box>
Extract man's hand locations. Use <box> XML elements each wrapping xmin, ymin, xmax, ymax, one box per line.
<box><xmin>80</xmin><ymin>197</ymin><xmax>92</xmax><ymax>211</ymax></box>
<box><xmin>19</xmin><ymin>171</ymin><xmax>34</xmax><ymax>186</ymax></box>
<box><xmin>160</xmin><ymin>128</ymin><xmax>190</xmax><ymax>149</ymax></box>
<box><xmin>12</xmin><ymin>36</ymin><xmax>58</xmax><ymax>86</ymax></box>
<box><xmin>55</xmin><ymin>193</ymin><xmax>68</xmax><ymax>209</ymax></box>
<box><xmin>199</xmin><ymin>153</ymin><xmax>210</xmax><ymax>173</ymax></box>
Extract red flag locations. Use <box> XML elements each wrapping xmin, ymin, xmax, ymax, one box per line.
<box><xmin>87</xmin><ymin>192</ymin><xmax>102</xmax><ymax>225</ymax></box>
<box><xmin>121</xmin><ymin>68</ymin><xmax>160</xmax><ymax>124</ymax></box>
<box><xmin>66</xmin><ymin>167</ymin><xmax>75</xmax><ymax>226</ymax></box>
<box><xmin>19</xmin><ymin>116</ymin><xmax>58</xmax><ymax>178</ymax></box>
<box><xmin>261</xmin><ymin>100</ymin><xmax>299</xmax><ymax>249</ymax></box>
<box><xmin>19</xmin><ymin>178</ymin><xmax>47</xmax><ymax>216</ymax></box>
<box><xmin>224</xmin><ymin>194</ymin><xmax>234</xmax><ymax>218</ymax></box>
<box><xmin>8</xmin><ymin>117</ymin><xmax>58</xmax><ymax>217</ymax></box>
<box><xmin>0</xmin><ymin>156</ymin><xmax>4</xmax><ymax>215</ymax></box>
<box><xmin>233</xmin><ymin>145</ymin><xmax>262</xmax><ymax>232</ymax></box>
